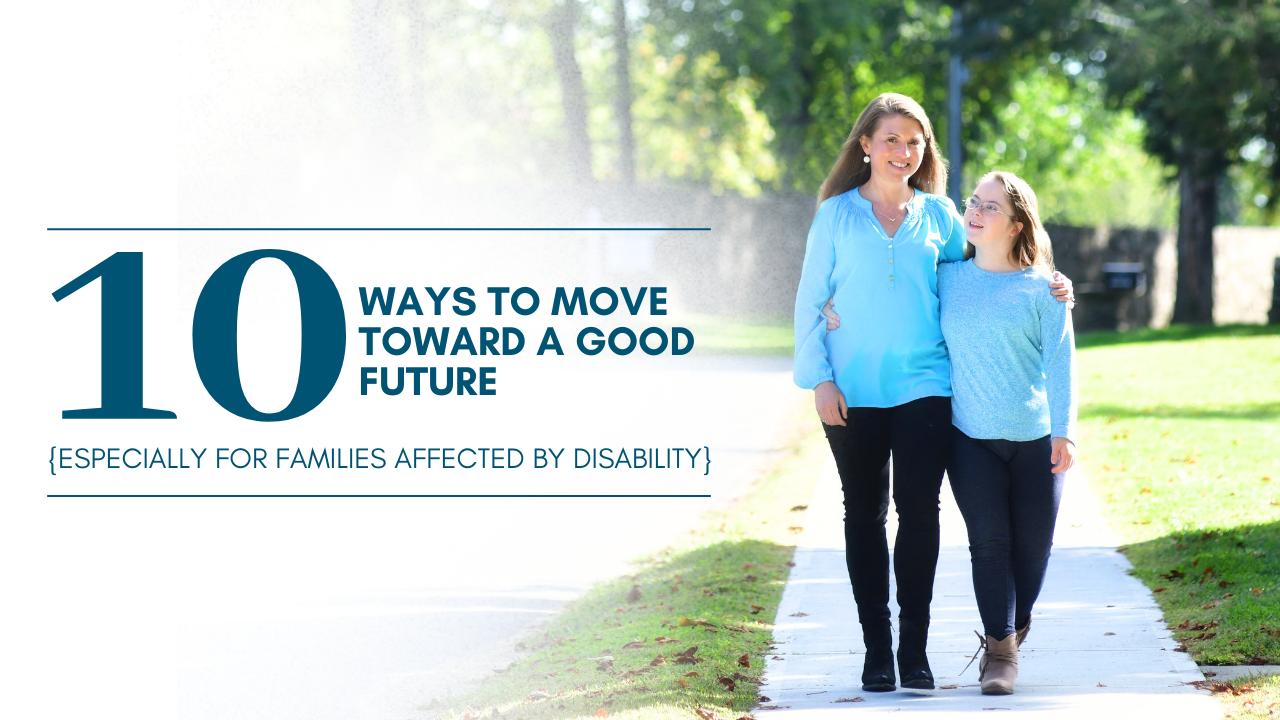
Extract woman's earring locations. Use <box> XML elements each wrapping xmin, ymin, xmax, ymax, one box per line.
<box><xmin>863</xmin><ymin>155</ymin><xmax>870</xmax><ymax>164</ymax></box>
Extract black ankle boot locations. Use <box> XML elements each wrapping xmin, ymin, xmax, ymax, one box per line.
<box><xmin>861</xmin><ymin>622</ymin><xmax>896</xmax><ymax>692</ymax></box>
<box><xmin>897</xmin><ymin>617</ymin><xmax>935</xmax><ymax>689</ymax></box>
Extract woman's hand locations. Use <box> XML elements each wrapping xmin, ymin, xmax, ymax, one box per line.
<box><xmin>1050</xmin><ymin>437</ymin><xmax>1075</xmax><ymax>473</ymax></box>
<box><xmin>1050</xmin><ymin>271</ymin><xmax>1076</xmax><ymax>308</ymax></box>
<box><xmin>815</xmin><ymin>381</ymin><xmax>848</xmax><ymax>426</ymax></box>
<box><xmin>823</xmin><ymin>298</ymin><xmax>841</xmax><ymax>331</ymax></box>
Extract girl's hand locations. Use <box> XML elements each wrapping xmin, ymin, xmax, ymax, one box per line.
<box><xmin>1050</xmin><ymin>437</ymin><xmax>1076</xmax><ymax>473</ymax></box>
<box><xmin>1050</xmin><ymin>271</ymin><xmax>1076</xmax><ymax>308</ymax></box>
<box><xmin>815</xmin><ymin>381</ymin><xmax>848</xmax><ymax>426</ymax></box>
<box><xmin>823</xmin><ymin>298</ymin><xmax>841</xmax><ymax>331</ymax></box>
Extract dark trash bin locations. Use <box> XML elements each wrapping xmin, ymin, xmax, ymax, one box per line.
<box><xmin>1077</xmin><ymin>262</ymin><xmax>1147</xmax><ymax>331</ymax></box>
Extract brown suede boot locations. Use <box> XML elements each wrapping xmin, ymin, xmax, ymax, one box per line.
<box><xmin>978</xmin><ymin>633</ymin><xmax>1019</xmax><ymax>695</ymax></box>
<box><xmin>1015</xmin><ymin>617</ymin><xmax>1031</xmax><ymax>648</ymax></box>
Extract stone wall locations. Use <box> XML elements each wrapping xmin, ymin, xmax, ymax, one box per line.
<box><xmin>1214</xmin><ymin>226</ymin><xmax>1280</xmax><ymax>325</ymax></box>
<box><xmin>533</xmin><ymin>186</ymin><xmax>1280</xmax><ymax>326</ymax></box>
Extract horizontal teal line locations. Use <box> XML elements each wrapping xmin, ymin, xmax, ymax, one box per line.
<box><xmin>46</xmin><ymin>227</ymin><xmax>709</xmax><ymax>232</ymax></box>
<box><xmin>48</xmin><ymin>494</ymin><xmax>712</xmax><ymax>498</ymax></box>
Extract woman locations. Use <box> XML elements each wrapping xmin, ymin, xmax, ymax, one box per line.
<box><xmin>939</xmin><ymin>172</ymin><xmax>1077</xmax><ymax>695</ymax></box>
<box><xmin>792</xmin><ymin>93</ymin><xmax>1073</xmax><ymax>692</ymax></box>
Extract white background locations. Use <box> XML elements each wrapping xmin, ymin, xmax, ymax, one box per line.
<box><xmin>2</xmin><ymin>4</ymin><xmax>808</xmax><ymax>718</ymax></box>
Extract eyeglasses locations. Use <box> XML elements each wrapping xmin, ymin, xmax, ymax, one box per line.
<box><xmin>965</xmin><ymin>196</ymin><xmax>1011</xmax><ymax>218</ymax></box>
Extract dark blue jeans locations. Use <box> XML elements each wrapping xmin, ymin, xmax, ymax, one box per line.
<box><xmin>948</xmin><ymin>427</ymin><xmax>1064</xmax><ymax>641</ymax></box>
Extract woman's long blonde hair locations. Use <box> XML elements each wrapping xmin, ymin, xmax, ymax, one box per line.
<box><xmin>966</xmin><ymin>171</ymin><xmax>1055</xmax><ymax>270</ymax></box>
<box><xmin>817</xmin><ymin>93</ymin><xmax>948</xmax><ymax>205</ymax></box>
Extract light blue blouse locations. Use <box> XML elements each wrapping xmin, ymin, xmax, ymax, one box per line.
<box><xmin>793</xmin><ymin>186</ymin><xmax>967</xmax><ymax>408</ymax></box>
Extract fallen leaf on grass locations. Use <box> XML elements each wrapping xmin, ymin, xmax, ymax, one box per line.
<box><xmin>622</xmin><ymin>640</ymin><xmax>645</xmax><ymax>650</ymax></box>
<box><xmin>726</xmin><ymin>625</ymin><xmax>752</xmax><ymax>633</ymax></box>
<box><xmin>684</xmin><ymin>671</ymin><xmax>700</xmax><ymax>677</ymax></box>
<box><xmin>1154</xmin><ymin>587</ymin><xmax>1167</xmax><ymax>593</ymax></box>
<box><xmin>694</xmin><ymin>709</ymin><xmax>726</xmax><ymax>720</ymax></box>
<box><xmin>738</xmin><ymin>654</ymin><xmax>751</xmax><ymax>668</ymax></box>
<box><xmin>1253</xmin><ymin>587</ymin><xmax>1263</xmax><ymax>595</ymax></box>
<box><xmin>679</xmin><ymin>617</ymin><xmax>716</xmax><ymax>628</ymax></box>
<box><xmin>675</xmin><ymin>679</ymin><xmax>688</xmax><ymax>688</ymax></box>
<box><xmin>1160</xmin><ymin>569</ymin><xmax>1187</xmax><ymax>580</ymax></box>
<box><xmin>718</xmin><ymin>677</ymin><xmax>737</xmax><ymax>691</ymax></box>
<box><xmin>674</xmin><ymin>646</ymin><xmax>703</xmax><ymax>664</ymax></box>
<box><xmin>751</xmin><ymin>605</ymin><xmax>765</xmax><ymax>614</ymax></box>
<box><xmin>616</xmin><ymin>668</ymin><xmax>651</xmax><ymax>678</ymax></box>
<box><xmin>650</xmin><ymin>655</ymin><xmax>666</xmax><ymax>666</ymax></box>
<box><xmin>1192</xmin><ymin>680</ymin><xmax>1256</xmax><ymax>695</ymax></box>
<box><xmin>743</xmin><ymin>575</ymin><xmax>759</xmax><ymax>582</ymax></box>
<box><xmin>785</xmin><ymin>561</ymin><xmax>796</xmax><ymax>567</ymax></box>
<box><xmin>654</xmin><ymin>636</ymin><xmax>678</xmax><ymax>644</ymax></box>
<box><xmin>833</xmin><ymin>697</ymin><xmax>865</xmax><ymax>702</ymax></box>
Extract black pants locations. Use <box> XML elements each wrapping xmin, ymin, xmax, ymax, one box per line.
<box><xmin>822</xmin><ymin>395</ymin><xmax>952</xmax><ymax>627</ymax></box>
<box><xmin>948</xmin><ymin>428</ymin><xmax>1064</xmax><ymax>640</ymax></box>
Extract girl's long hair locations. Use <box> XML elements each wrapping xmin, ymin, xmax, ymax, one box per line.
<box><xmin>965</xmin><ymin>171</ymin><xmax>1055</xmax><ymax>270</ymax></box>
<box><xmin>817</xmin><ymin>93</ymin><xmax>947</xmax><ymax>205</ymax></box>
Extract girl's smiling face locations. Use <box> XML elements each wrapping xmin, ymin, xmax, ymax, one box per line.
<box><xmin>859</xmin><ymin>114</ymin><xmax>926</xmax><ymax>183</ymax></box>
<box><xmin>965</xmin><ymin>178</ymin><xmax>1023</xmax><ymax>249</ymax></box>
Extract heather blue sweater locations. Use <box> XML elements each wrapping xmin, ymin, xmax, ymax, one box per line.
<box><xmin>937</xmin><ymin>260</ymin><xmax>1077</xmax><ymax>442</ymax></box>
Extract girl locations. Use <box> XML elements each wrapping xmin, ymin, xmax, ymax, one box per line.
<box><xmin>938</xmin><ymin>171</ymin><xmax>1077</xmax><ymax>695</ymax></box>
<box><xmin>793</xmin><ymin>94</ymin><xmax>1074</xmax><ymax>692</ymax></box>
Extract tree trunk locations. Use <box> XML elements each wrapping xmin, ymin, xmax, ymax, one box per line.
<box><xmin>547</xmin><ymin>1</ymin><xmax>594</xmax><ymax>185</ymax></box>
<box><xmin>1171</xmin><ymin>155</ymin><xmax>1218</xmax><ymax>324</ymax></box>
<box><xmin>613</xmin><ymin>0</ymin><xmax>635</xmax><ymax>186</ymax></box>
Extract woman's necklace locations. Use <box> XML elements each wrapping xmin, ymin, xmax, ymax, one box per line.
<box><xmin>873</xmin><ymin>203</ymin><xmax>908</xmax><ymax>223</ymax></box>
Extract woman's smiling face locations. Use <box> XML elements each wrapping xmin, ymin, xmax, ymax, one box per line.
<box><xmin>859</xmin><ymin>114</ymin><xmax>926</xmax><ymax>183</ymax></box>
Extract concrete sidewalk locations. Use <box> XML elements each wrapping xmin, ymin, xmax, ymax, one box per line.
<box><xmin>760</xmin><ymin>458</ymin><xmax>1221</xmax><ymax>718</ymax></box>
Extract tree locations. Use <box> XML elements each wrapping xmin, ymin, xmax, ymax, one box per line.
<box><xmin>1096</xmin><ymin>0</ymin><xmax>1280</xmax><ymax>323</ymax></box>
<box><xmin>547</xmin><ymin>0</ymin><xmax>595</xmax><ymax>185</ymax></box>
<box><xmin>642</xmin><ymin>0</ymin><xmax>953</xmax><ymax>192</ymax></box>
<box><xmin>614</xmin><ymin>0</ymin><xmax>637</xmax><ymax>185</ymax></box>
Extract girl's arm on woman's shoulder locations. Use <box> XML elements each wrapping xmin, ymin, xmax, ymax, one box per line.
<box><xmin>793</xmin><ymin>200</ymin><xmax>840</xmax><ymax>389</ymax></box>
<box><xmin>1040</xmin><ymin>283</ymin><xmax>1078</xmax><ymax>444</ymax></box>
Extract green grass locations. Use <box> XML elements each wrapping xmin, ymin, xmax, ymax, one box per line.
<box><xmin>679</xmin><ymin>315</ymin><xmax>793</xmax><ymax>356</ymax></box>
<box><xmin>1197</xmin><ymin>673</ymin><xmax>1280</xmax><ymax>719</ymax></box>
<box><xmin>432</xmin><ymin>408</ymin><xmax>825</xmax><ymax>719</ymax></box>
<box><xmin>1077</xmin><ymin>325</ymin><xmax>1280</xmax><ymax>664</ymax></box>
